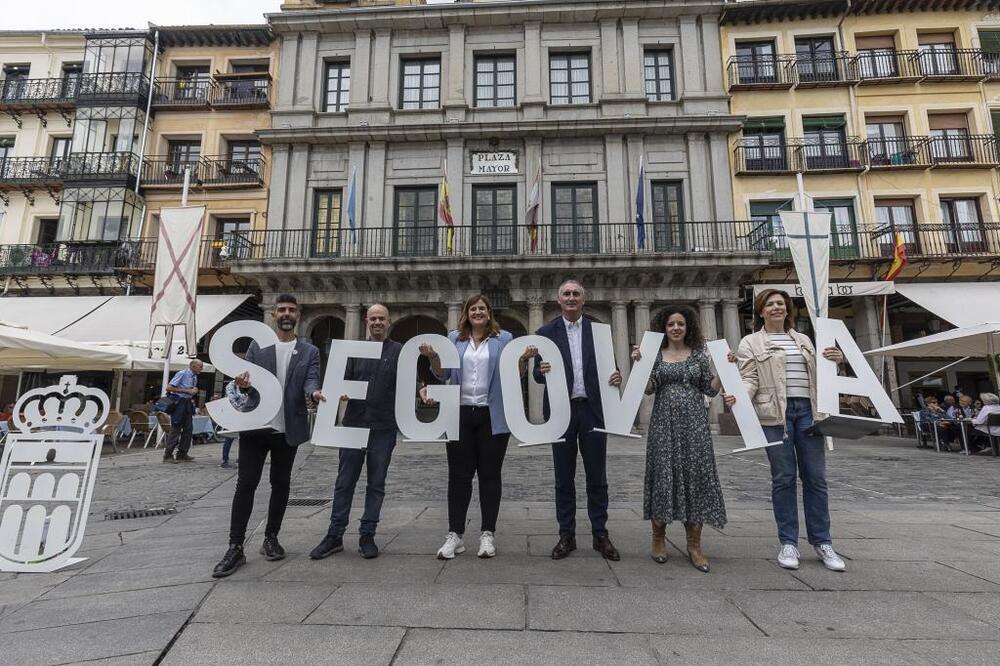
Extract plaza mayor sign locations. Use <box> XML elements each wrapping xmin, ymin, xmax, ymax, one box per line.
<box><xmin>470</xmin><ymin>151</ymin><xmax>518</xmax><ymax>175</ymax></box>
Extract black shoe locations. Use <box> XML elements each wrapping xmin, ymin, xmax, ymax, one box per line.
<box><xmin>260</xmin><ymin>536</ymin><xmax>286</xmax><ymax>561</ymax></box>
<box><xmin>358</xmin><ymin>534</ymin><xmax>379</xmax><ymax>559</ymax></box>
<box><xmin>551</xmin><ymin>534</ymin><xmax>577</xmax><ymax>560</ymax></box>
<box><xmin>593</xmin><ymin>535</ymin><xmax>621</xmax><ymax>562</ymax></box>
<box><xmin>309</xmin><ymin>534</ymin><xmax>344</xmax><ymax>560</ymax></box>
<box><xmin>162</xmin><ymin>455</ymin><xmax>175</xmax><ymax>463</ymax></box>
<box><xmin>176</xmin><ymin>454</ymin><xmax>195</xmax><ymax>462</ymax></box>
<box><xmin>212</xmin><ymin>545</ymin><xmax>245</xmax><ymax>578</ymax></box>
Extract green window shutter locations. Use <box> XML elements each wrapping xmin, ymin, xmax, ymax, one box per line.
<box><xmin>991</xmin><ymin>110</ymin><xmax>1000</xmax><ymax>136</ymax></box>
<box><xmin>802</xmin><ymin>115</ymin><xmax>847</xmax><ymax>130</ymax></box>
<box><xmin>750</xmin><ymin>200</ymin><xmax>793</xmax><ymax>216</ymax></box>
<box><xmin>980</xmin><ymin>30</ymin><xmax>1000</xmax><ymax>54</ymax></box>
<box><xmin>743</xmin><ymin>116</ymin><xmax>785</xmax><ymax>131</ymax></box>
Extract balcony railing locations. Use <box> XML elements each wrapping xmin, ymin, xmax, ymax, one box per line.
<box><xmin>867</xmin><ymin>136</ymin><xmax>931</xmax><ymax>168</ymax></box>
<box><xmin>0</xmin><ymin>77</ymin><xmax>78</xmax><ymax>108</ymax></box>
<box><xmin>63</xmin><ymin>151</ymin><xmax>140</xmax><ymax>182</ymax></box>
<box><xmin>799</xmin><ymin>137</ymin><xmax>867</xmax><ymax>172</ymax></box>
<box><xmin>140</xmin><ymin>156</ymin><xmax>265</xmax><ymax>188</ymax></box>
<box><xmin>928</xmin><ymin>134</ymin><xmax>999</xmax><ymax>167</ymax></box>
<box><xmin>853</xmin><ymin>49</ymin><xmax>922</xmax><ymax>83</ymax></box>
<box><xmin>152</xmin><ymin>78</ymin><xmax>211</xmax><ymax>108</ymax></box>
<box><xmin>794</xmin><ymin>52</ymin><xmax>858</xmax><ymax>86</ymax></box>
<box><xmin>0</xmin><ymin>157</ymin><xmax>67</xmax><ymax>187</ymax></box>
<box><xmin>209</xmin><ymin>77</ymin><xmax>271</xmax><ymax>108</ymax></box>
<box><xmin>207</xmin><ymin>222</ymin><xmax>758</xmax><ymax>264</ymax></box>
<box><xmin>727</xmin><ymin>54</ymin><xmax>797</xmax><ymax>89</ymax></box>
<box><xmin>752</xmin><ymin>222</ymin><xmax>1000</xmax><ymax>261</ymax></box>
<box><xmin>76</xmin><ymin>72</ymin><xmax>150</xmax><ymax>104</ymax></box>
<box><xmin>733</xmin><ymin>142</ymin><xmax>799</xmax><ymax>174</ymax></box>
<box><xmin>915</xmin><ymin>48</ymin><xmax>988</xmax><ymax>80</ymax></box>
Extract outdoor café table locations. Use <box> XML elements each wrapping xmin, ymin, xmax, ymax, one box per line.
<box><xmin>116</xmin><ymin>414</ymin><xmax>133</xmax><ymax>438</ymax></box>
<box><xmin>192</xmin><ymin>415</ymin><xmax>214</xmax><ymax>437</ymax></box>
<box><xmin>940</xmin><ymin>418</ymin><xmax>971</xmax><ymax>455</ymax></box>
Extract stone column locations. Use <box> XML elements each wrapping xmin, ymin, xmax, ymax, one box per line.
<box><xmin>722</xmin><ymin>298</ymin><xmax>742</xmax><ymax>350</ymax></box>
<box><xmin>634</xmin><ymin>301</ymin><xmax>653</xmax><ymax>431</ymax></box>
<box><xmin>528</xmin><ymin>297</ymin><xmax>545</xmax><ymax>423</ymax></box>
<box><xmin>446</xmin><ymin>24</ymin><xmax>466</xmax><ymax>107</ymax></box>
<box><xmin>621</xmin><ymin>19</ymin><xmax>643</xmax><ymax>96</ymax></box>
<box><xmin>364</xmin><ymin>142</ymin><xmax>387</xmax><ymax>232</ymax></box>
<box><xmin>699</xmin><ymin>299</ymin><xmax>722</xmax><ymax>428</ymax></box>
<box><xmin>370</xmin><ymin>30</ymin><xmax>392</xmax><ymax>107</ymax></box>
<box><xmin>266</xmin><ymin>144</ymin><xmax>290</xmax><ymax>229</ymax></box>
<box><xmin>447</xmin><ymin>302</ymin><xmax>463</xmax><ymax>332</ymax></box>
<box><xmin>286</xmin><ymin>144</ymin><xmax>311</xmax><ymax>228</ymax></box>
<box><xmin>344</xmin><ymin>304</ymin><xmax>362</xmax><ymax>341</ymax></box>
<box><xmin>854</xmin><ymin>296</ymin><xmax>884</xmax><ymax>371</ymax></box>
<box><xmin>523</xmin><ymin>21</ymin><xmax>544</xmax><ymax>117</ymax></box>
<box><xmin>611</xmin><ymin>301</ymin><xmax>630</xmax><ymax>382</ymax></box>
<box><xmin>276</xmin><ymin>36</ymin><xmax>299</xmax><ymax>109</ymax></box>
<box><xmin>447</xmin><ymin>138</ymin><xmax>465</xmax><ymax>251</ymax></box>
<box><xmin>687</xmin><ymin>133</ymin><xmax>712</xmax><ymax>227</ymax></box>
<box><xmin>296</xmin><ymin>33</ymin><xmax>319</xmax><ymax>109</ymax></box>
<box><xmin>679</xmin><ymin>16</ymin><xmax>705</xmax><ymax>94</ymax></box>
<box><xmin>604</xmin><ymin>135</ymin><xmax>626</xmax><ymax>228</ymax></box>
<box><xmin>700</xmin><ymin>15</ymin><xmax>725</xmax><ymax>93</ymax></box>
<box><xmin>599</xmin><ymin>19</ymin><xmax>621</xmax><ymax>96</ymax></box>
<box><xmin>352</xmin><ymin>30</ymin><xmax>372</xmax><ymax>107</ymax></box>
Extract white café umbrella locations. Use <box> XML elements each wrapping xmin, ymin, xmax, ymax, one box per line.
<box><xmin>0</xmin><ymin>322</ymin><xmax>131</xmax><ymax>371</ymax></box>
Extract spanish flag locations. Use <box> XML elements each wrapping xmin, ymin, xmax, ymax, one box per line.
<box><xmin>439</xmin><ymin>176</ymin><xmax>455</xmax><ymax>254</ymax></box>
<box><xmin>884</xmin><ymin>231</ymin><xmax>908</xmax><ymax>281</ymax></box>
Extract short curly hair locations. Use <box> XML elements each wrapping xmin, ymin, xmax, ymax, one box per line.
<box><xmin>652</xmin><ymin>305</ymin><xmax>705</xmax><ymax>351</ymax></box>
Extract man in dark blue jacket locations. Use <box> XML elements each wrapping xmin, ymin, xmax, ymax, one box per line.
<box><xmin>213</xmin><ymin>293</ymin><xmax>323</xmax><ymax>578</ymax></box>
<box><xmin>310</xmin><ymin>304</ymin><xmax>402</xmax><ymax>561</ymax></box>
<box><xmin>533</xmin><ymin>280</ymin><xmax>622</xmax><ymax>561</ymax></box>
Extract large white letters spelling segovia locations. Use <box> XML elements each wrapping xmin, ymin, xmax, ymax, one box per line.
<box><xmin>206</xmin><ymin>318</ymin><xmax>903</xmax><ymax>449</ymax></box>
<box><xmin>0</xmin><ymin>376</ymin><xmax>108</xmax><ymax>573</ymax></box>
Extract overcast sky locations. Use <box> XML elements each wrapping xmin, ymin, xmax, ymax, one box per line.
<box><xmin>6</xmin><ymin>1</ymin><xmax>284</xmax><ymax>30</ymax></box>
<box><xmin>7</xmin><ymin>0</ymin><xmax>460</xmax><ymax>30</ymax></box>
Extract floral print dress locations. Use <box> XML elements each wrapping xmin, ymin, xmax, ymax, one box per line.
<box><xmin>643</xmin><ymin>350</ymin><xmax>727</xmax><ymax>528</ymax></box>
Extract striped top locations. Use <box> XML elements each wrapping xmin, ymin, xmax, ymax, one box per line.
<box><xmin>768</xmin><ymin>333</ymin><xmax>811</xmax><ymax>399</ymax></box>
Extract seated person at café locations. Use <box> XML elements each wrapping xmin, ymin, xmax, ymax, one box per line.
<box><xmin>947</xmin><ymin>395</ymin><xmax>974</xmax><ymax>420</ymax></box>
<box><xmin>0</xmin><ymin>402</ymin><xmax>13</xmax><ymax>423</ymax></box>
<box><xmin>942</xmin><ymin>394</ymin><xmax>958</xmax><ymax>415</ymax></box>
<box><xmin>971</xmin><ymin>393</ymin><xmax>1000</xmax><ymax>453</ymax></box>
<box><xmin>921</xmin><ymin>396</ymin><xmax>959</xmax><ymax>451</ymax></box>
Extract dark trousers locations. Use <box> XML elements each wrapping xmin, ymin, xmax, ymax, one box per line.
<box><xmin>326</xmin><ymin>429</ymin><xmax>397</xmax><ymax>538</ymax></box>
<box><xmin>762</xmin><ymin>397</ymin><xmax>832</xmax><ymax>547</ymax></box>
<box><xmin>446</xmin><ymin>406</ymin><xmax>510</xmax><ymax>534</ymax></box>
<box><xmin>164</xmin><ymin>400</ymin><xmax>194</xmax><ymax>458</ymax></box>
<box><xmin>552</xmin><ymin>399</ymin><xmax>609</xmax><ymax>538</ymax></box>
<box><xmin>228</xmin><ymin>429</ymin><xmax>298</xmax><ymax>545</ymax></box>
<box><xmin>221</xmin><ymin>436</ymin><xmax>236</xmax><ymax>463</ymax></box>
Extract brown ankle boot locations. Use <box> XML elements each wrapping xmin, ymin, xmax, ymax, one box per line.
<box><xmin>685</xmin><ymin>522</ymin><xmax>709</xmax><ymax>573</ymax></box>
<box><xmin>650</xmin><ymin>520</ymin><xmax>668</xmax><ymax>563</ymax></box>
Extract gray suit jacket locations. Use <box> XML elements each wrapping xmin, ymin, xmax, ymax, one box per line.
<box><xmin>241</xmin><ymin>337</ymin><xmax>322</xmax><ymax>447</ymax></box>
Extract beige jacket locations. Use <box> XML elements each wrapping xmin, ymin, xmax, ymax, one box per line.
<box><xmin>736</xmin><ymin>328</ymin><xmax>821</xmax><ymax>427</ymax></box>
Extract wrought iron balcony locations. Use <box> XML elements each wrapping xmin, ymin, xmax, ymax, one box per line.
<box><xmin>853</xmin><ymin>49</ymin><xmax>923</xmax><ymax>83</ymax></box>
<box><xmin>63</xmin><ymin>151</ymin><xmax>140</xmax><ymax>183</ymax></box>
<box><xmin>799</xmin><ymin>137</ymin><xmax>867</xmax><ymax>172</ymax></box>
<box><xmin>151</xmin><ymin>78</ymin><xmax>212</xmax><ymax>109</ymax></box>
<box><xmin>733</xmin><ymin>142</ymin><xmax>799</xmax><ymax>174</ymax></box>
<box><xmin>141</xmin><ymin>158</ymin><xmax>203</xmax><ymax>186</ymax></box>
<box><xmin>914</xmin><ymin>48</ymin><xmax>989</xmax><ymax>81</ymax></box>
<box><xmin>0</xmin><ymin>157</ymin><xmax>67</xmax><ymax>187</ymax></box>
<box><xmin>203</xmin><ymin>222</ymin><xmax>758</xmax><ymax>265</ymax></box>
<box><xmin>928</xmin><ymin>134</ymin><xmax>999</xmax><ymax>167</ymax></box>
<box><xmin>141</xmin><ymin>156</ymin><xmax>264</xmax><ymax>188</ymax></box>
<box><xmin>209</xmin><ymin>76</ymin><xmax>271</xmax><ymax>109</ymax></box>
<box><xmin>727</xmin><ymin>54</ymin><xmax>797</xmax><ymax>90</ymax></box>
<box><xmin>0</xmin><ymin>77</ymin><xmax>77</xmax><ymax>109</ymax></box>
<box><xmin>794</xmin><ymin>52</ymin><xmax>859</xmax><ymax>86</ymax></box>
<box><xmin>866</xmin><ymin>136</ymin><xmax>931</xmax><ymax>169</ymax></box>
<box><xmin>76</xmin><ymin>72</ymin><xmax>150</xmax><ymax>105</ymax></box>
<box><xmin>751</xmin><ymin>222</ymin><xmax>1000</xmax><ymax>262</ymax></box>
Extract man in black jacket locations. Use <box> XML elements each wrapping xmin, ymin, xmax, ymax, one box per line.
<box><xmin>311</xmin><ymin>304</ymin><xmax>402</xmax><ymax>560</ymax></box>
<box><xmin>212</xmin><ymin>294</ymin><xmax>323</xmax><ymax>578</ymax></box>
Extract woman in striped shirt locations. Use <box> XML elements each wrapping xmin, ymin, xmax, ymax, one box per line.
<box><xmin>729</xmin><ymin>289</ymin><xmax>848</xmax><ymax>573</ymax></box>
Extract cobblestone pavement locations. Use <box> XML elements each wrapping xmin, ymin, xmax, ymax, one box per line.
<box><xmin>2</xmin><ymin>434</ymin><xmax>999</xmax><ymax>665</ymax></box>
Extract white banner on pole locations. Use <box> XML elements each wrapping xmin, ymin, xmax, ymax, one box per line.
<box><xmin>706</xmin><ymin>340</ymin><xmax>783</xmax><ymax>453</ymax></box>
<box><xmin>753</xmin><ymin>281</ymin><xmax>895</xmax><ymax>299</ymax></box>
<box><xmin>779</xmin><ymin>210</ymin><xmax>831</xmax><ymax>324</ymax></box>
<box><xmin>150</xmin><ymin>206</ymin><xmax>205</xmax><ymax>356</ymax></box>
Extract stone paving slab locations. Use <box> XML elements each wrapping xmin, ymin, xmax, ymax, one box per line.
<box><xmin>38</xmin><ymin>563</ymin><xmax>216</xmax><ymax>600</ymax></box>
<box><xmin>833</xmin><ymin>537</ymin><xmax>1000</xmax><ymax>561</ymax></box>
<box><xmin>609</xmin><ymin>556</ymin><xmax>811</xmax><ymax>591</ymax></box>
<box><xmin>307</xmin><ymin>582</ymin><xmax>525</xmax><ymax>629</ymax></box>
<box><xmin>263</xmin><ymin>552</ymin><xmax>446</xmax><ymax>584</ymax></box>
<box><xmin>394</xmin><ymin>628</ymin><xmax>659</xmax><ymax>665</ymax></box>
<box><xmin>730</xmin><ymin>590</ymin><xmax>1000</xmax><ymax>640</ymax></box>
<box><xmin>436</xmin><ymin>551</ymin><xmax>618</xmax><ymax>587</ymax></box>
<box><xmin>926</xmin><ymin>592</ymin><xmax>1000</xmax><ymax>628</ymax></box>
<box><xmin>162</xmin><ymin>623</ymin><xmax>406</xmax><ymax>665</ymax></box>
<box><xmin>0</xmin><ymin>582</ymin><xmax>211</xmax><ymax>634</ymax></box>
<box><xmin>648</xmin><ymin>636</ymin><xmax>917</xmax><ymax>664</ymax></box>
<box><xmin>194</xmin><ymin>581</ymin><xmax>338</xmax><ymax>624</ymax></box>
<box><xmin>892</xmin><ymin>639</ymin><xmax>1000</xmax><ymax>665</ymax></box>
<box><xmin>0</xmin><ymin>610</ymin><xmax>188</xmax><ymax>665</ymax></box>
<box><xmin>943</xmin><ymin>560</ymin><xmax>1000</xmax><ymax>585</ymax></box>
<box><xmin>63</xmin><ymin>651</ymin><xmax>163</xmax><ymax>665</ymax></box>
<box><xmin>790</xmin><ymin>560</ymin><xmax>999</xmax><ymax>592</ymax></box>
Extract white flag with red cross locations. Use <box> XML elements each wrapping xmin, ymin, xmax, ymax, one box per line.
<box><xmin>150</xmin><ymin>206</ymin><xmax>205</xmax><ymax>357</ymax></box>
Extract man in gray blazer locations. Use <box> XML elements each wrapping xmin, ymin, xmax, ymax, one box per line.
<box><xmin>213</xmin><ymin>293</ymin><xmax>324</xmax><ymax>578</ymax></box>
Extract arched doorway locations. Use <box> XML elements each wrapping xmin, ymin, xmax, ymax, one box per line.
<box><xmin>310</xmin><ymin>316</ymin><xmax>345</xmax><ymax>374</ymax></box>
<box><xmin>496</xmin><ymin>313</ymin><xmax>527</xmax><ymax>338</ymax></box>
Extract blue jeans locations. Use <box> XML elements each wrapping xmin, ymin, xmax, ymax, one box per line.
<box><xmin>221</xmin><ymin>436</ymin><xmax>236</xmax><ymax>463</ymax></box>
<box><xmin>552</xmin><ymin>400</ymin><xmax>609</xmax><ymax>538</ymax></box>
<box><xmin>762</xmin><ymin>397</ymin><xmax>832</xmax><ymax>547</ymax></box>
<box><xmin>326</xmin><ymin>429</ymin><xmax>397</xmax><ymax>538</ymax></box>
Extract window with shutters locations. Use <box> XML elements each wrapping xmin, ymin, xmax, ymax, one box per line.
<box><xmin>741</xmin><ymin>118</ymin><xmax>787</xmax><ymax>170</ymax></box>
<box><xmin>802</xmin><ymin>115</ymin><xmax>848</xmax><ymax>169</ymax></box>
<box><xmin>855</xmin><ymin>34</ymin><xmax>900</xmax><ymax>79</ymax></box>
<box><xmin>917</xmin><ymin>33</ymin><xmax>958</xmax><ymax>76</ymax></box>
<box><xmin>795</xmin><ymin>36</ymin><xmax>838</xmax><ymax>82</ymax></box>
<box><xmin>940</xmin><ymin>197</ymin><xmax>986</xmax><ymax>252</ymax></box>
<box><xmin>874</xmin><ymin>199</ymin><xmax>920</xmax><ymax>256</ymax></box>
<box><xmin>814</xmin><ymin>199</ymin><xmax>859</xmax><ymax>259</ymax></box>
<box><xmin>749</xmin><ymin>200</ymin><xmax>793</xmax><ymax>254</ymax></box>
<box><xmin>866</xmin><ymin>115</ymin><xmax>909</xmax><ymax>165</ymax></box>
<box><xmin>980</xmin><ymin>30</ymin><xmax>1000</xmax><ymax>74</ymax></box>
<box><xmin>928</xmin><ymin>113</ymin><xmax>971</xmax><ymax>162</ymax></box>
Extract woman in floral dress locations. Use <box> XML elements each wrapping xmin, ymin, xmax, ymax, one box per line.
<box><xmin>632</xmin><ymin>305</ymin><xmax>733</xmax><ymax>572</ymax></box>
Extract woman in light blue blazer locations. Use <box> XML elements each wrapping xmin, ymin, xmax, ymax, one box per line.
<box><xmin>420</xmin><ymin>294</ymin><xmax>536</xmax><ymax>560</ymax></box>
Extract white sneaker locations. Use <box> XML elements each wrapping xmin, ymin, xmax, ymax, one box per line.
<box><xmin>815</xmin><ymin>544</ymin><xmax>847</xmax><ymax>572</ymax></box>
<box><xmin>777</xmin><ymin>544</ymin><xmax>800</xmax><ymax>570</ymax></box>
<box><xmin>436</xmin><ymin>532</ymin><xmax>466</xmax><ymax>560</ymax></box>
<box><xmin>477</xmin><ymin>531</ymin><xmax>496</xmax><ymax>558</ymax></box>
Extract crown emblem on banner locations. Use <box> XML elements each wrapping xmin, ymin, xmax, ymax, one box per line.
<box><xmin>12</xmin><ymin>375</ymin><xmax>110</xmax><ymax>435</ymax></box>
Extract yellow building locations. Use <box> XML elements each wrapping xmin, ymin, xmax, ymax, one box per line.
<box><xmin>721</xmin><ymin>0</ymin><xmax>1000</xmax><ymax>403</ymax></box>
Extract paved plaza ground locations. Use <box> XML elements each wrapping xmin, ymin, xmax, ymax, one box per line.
<box><xmin>2</xmin><ymin>433</ymin><xmax>1000</xmax><ymax>664</ymax></box>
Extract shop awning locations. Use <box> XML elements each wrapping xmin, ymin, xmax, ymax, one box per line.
<box><xmin>894</xmin><ymin>283</ymin><xmax>1000</xmax><ymax>328</ymax></box>
<box><xmin>865</xmin><ymin>322</ymin><xmax>1000</xmax><ymax>358</ymax></box>
<box><xmin>0</xmin><ymin>322</ymin><xmax>131</xmax><ymax>371</ymax></box>
<box><xmin>0</xmin><ymin>294</ymin><xmax>252</xmax><ymax>346</ymax></box>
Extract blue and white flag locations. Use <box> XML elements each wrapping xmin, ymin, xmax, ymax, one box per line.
<box><xmin>346</xmin><ymin>167</ymin><xmax>358</xmax><ymax>243</ymax></box>
<box><xmin>635</xmin><ymin>155</ymin><xmax>646</xmax><ymax>250</ymax></box>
